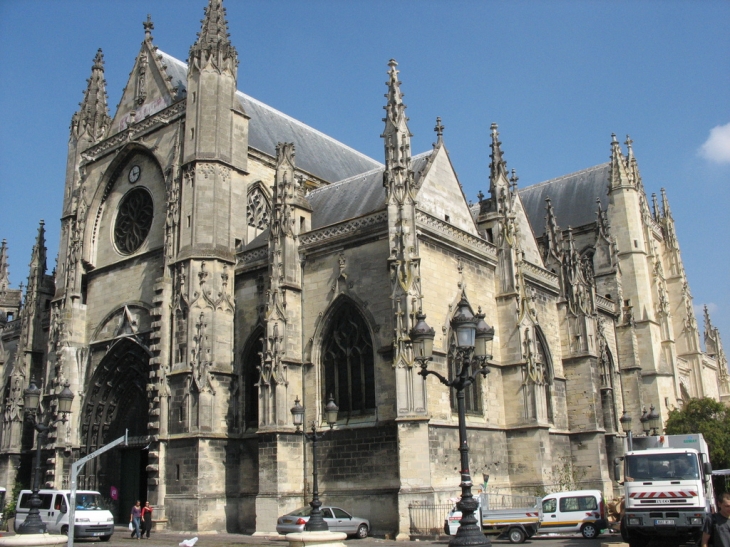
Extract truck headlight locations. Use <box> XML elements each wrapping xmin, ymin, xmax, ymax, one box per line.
<box><xmin>75</xmin><ymin>518</ymin><xmax>90</xmax><ymax>522</ymax></box>
<box><xmin>628</xmin><ymin>518</ymin><xmax>641</xmax><ymax>525</ymax></box>
<box><xmin>690</xmin><ymin>517</ymin><xmax>702</xmax><ymax>525</ymax></box>
<box><xmin>107</xmin><ymin>517</ymin><xmax>114</xmax><ymax>522</ymax></box>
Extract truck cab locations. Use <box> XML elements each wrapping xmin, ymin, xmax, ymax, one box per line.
<box><xmin>615</xmin><ymin>434</ymin><xmax>714</xmax><ymax>547</ymax></box>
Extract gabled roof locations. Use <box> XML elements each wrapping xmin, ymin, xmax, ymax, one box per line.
<box><xmin>519</xmin><ymin>163</ymin><xmax>610</xmax><ymax>236</ymax></box>
<box><xmin>158</xmin><ymin>51</ymin><xmax>382</xmax><ymax>183</ymax></box>
<box><xmin>307</xmin><ymin>152</ymin><xmax>431</xmax><ymax>230</ymax></box>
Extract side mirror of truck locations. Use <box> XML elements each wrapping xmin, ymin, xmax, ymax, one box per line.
<box><xmin>703</xmin><ymin>461</ymin><xmax>712</xmax><ymax>476</ymax></box>
<box><xmin>60</xmin><ymin>505</ymin><xmax>67</xmax><ymax>514</ymax></box>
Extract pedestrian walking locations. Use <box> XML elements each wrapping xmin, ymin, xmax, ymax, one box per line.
<box><xmin>142</xmin><ymin>501</ymin><xmax>154</xmax><ymax>539</ymax></box>
<box><xmin>130</xmin><ymin>500</ymin><xmax>142</xmax><ymax>539</ymax></box>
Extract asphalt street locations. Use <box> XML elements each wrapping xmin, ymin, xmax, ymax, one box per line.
<box><xmin>0</xmin><ymin>527</ymin><xmax>626</xmax><ymax>547</ymax></box>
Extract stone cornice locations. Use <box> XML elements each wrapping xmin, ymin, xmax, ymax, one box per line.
<box><xmin>300</xmin><ymin>211</ymin><xmax>388</xmax><ymax>249</ymax></box>
<box><xmin>81</xmin><ymin>101</ymin><xmax>186</xmax><ymax>163</ymax></box>
<box><xmin>416</xmin><ymin>210</ymin><xmax>496</xmax><ymax>261</ymax></box>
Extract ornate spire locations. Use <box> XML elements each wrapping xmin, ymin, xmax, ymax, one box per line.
<box><xmin>626</xmin><ymin>135</ymin><xmax>643</xmax><ymax>188</ymax></box>
<box><xmin>489</xmin><ymin>123</ymin><xmax>509</xmax><ymax>190</ymax></box>
<box><xmin>0</xmin><ymin>239</ymin><xmax>9</xmax><ymax>297</ymax></box>
<box><xmin>660</xmin><ymin>187</ymin><xmax>672</xmax><ymax>219</ymax></box>
<box><xmin>608</xmin><ymin>133</ymin><xmax>631</xmax><ymax>190</ymax></box>
<box><xmin>382</xmin><ymin>59</ymin><xmax>412</xmax><ymax>172</ymax></box>
<box><xmin>188</xmin><ymin>0</ymin><xmax>238</xmax><ymax>75</ymax></box>
<box><xmin>651</xmin><ymin>193</ymin><xmax>660</xmax><ymax>220</ymax></box>
<box><xmin>71</xmin><ymin>49</ymin><xmax>111</xmax><ymax>143</ymax></box>
<box><xmin>28</xmin><ymin>221</ymin><xmax>47</xmax><ymax>289</ymax></box>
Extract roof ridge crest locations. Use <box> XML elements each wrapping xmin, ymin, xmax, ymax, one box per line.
<box><xmin>522</xmin><ymin>162</ymin><xmax>610</xmax><ymax>192</ymax></box>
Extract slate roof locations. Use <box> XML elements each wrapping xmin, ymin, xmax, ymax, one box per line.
<box><xmin>159</xmin><ymin>51</ymin><xmax>383</xmax><ymax>183</ymax></box>
<box><xmin>308</xmin><ymin>152</ymin><xmax>431</xmax><ymax>230</ymax></box>
<box><xmin>519</xmin><ymin>163</ymin><xmax>610</xmax><ymax>236</ymax></box>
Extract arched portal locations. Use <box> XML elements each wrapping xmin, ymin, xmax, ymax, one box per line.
<box><xmin>80</xmin><ymin>336</ymin><xmax>151</xmax><ymax>521</ymax></box>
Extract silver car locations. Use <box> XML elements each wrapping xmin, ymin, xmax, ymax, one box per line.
<box><xmin>276</xmin><ymin>506</ymin><xmax>370</xmax><ymax>538</ymax></box>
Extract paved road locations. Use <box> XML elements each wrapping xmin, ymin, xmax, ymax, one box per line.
<box><xmin>5</xmin><ymin>527</ymin><xmax>622</xmax><ymax>547</ymax></box>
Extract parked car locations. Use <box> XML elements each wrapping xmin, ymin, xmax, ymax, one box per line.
<box><xmin>276</xmin><ymin>506</ymin><xmax>369</xmax><ymax>538</ymax></box>
<box><xmin>539</xmin><ymin>489</ymin><xmax>607</xmax><ymax>539</ymax></box>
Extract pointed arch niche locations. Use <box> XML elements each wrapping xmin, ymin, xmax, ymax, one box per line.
<box><xmin>522</xmin><ymin>326</ymin><xmax>554</xmax><ymax>424</ymax></box>
<box><xmin>320</xmin><ymin>297</ymin><xmax>376</xmax><ymax>422</ymax></box>
<box><xmin>241</xmin><ymin>328</ymin><xmax>263</xmax><ymax>430</ymax></box>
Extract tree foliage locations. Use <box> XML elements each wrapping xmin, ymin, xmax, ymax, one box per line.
<box><xmin>664</xmin><ymin>398</ymin><xmax>730</xmax><ymax>469</ymax></box>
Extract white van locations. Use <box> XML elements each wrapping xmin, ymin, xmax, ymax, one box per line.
<box><xmin>539</xmin><ymin>489</ymin><xmax>607</xmax><ymax>538</ymax></box>
<box><xmin>14</xmin><ymin>489</ymin><xmax>115</xmax><ymax>540</ymax></box>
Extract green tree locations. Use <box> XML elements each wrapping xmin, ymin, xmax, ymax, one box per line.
<box><xmin>664</xmin><ymin>398</ymin><xmax>730</xmax><ymax>469</ymax></box>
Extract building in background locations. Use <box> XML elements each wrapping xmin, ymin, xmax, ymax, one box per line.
<box><xmin>1</xmin><ymin>0</ymin><xmax>728</xmax><ymax>536</ymax></box>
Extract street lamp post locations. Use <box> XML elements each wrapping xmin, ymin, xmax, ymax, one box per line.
<box><xmin>18</xmin><ymin>380</ymin><xmax>74</xmax><ymax>535</ymax></box>
<box><xmin>411</xmin><ymin>295</ymin><xmax>495</xmax><ymax>547</ymax></box>
<box><xmin>290</xmin><ymin>395</ymin><xmax>339</xmax><ymax>532</ymax></box>
<box><xmin>619</xmin><ymin>410</ymin><xmax>633</xmax><ymax>451</ymax></box>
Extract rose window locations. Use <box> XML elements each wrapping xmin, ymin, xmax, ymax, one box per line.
<box><xmin>114</xmin><ymin>188</ymin><xmax>153</xmax><ymax>254</ymax></box>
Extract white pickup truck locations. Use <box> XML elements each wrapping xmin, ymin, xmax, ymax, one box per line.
<box><xmin>444</xmin><ymin>492</ymin><xmax>541</xmax><ymax>544</ymax></box>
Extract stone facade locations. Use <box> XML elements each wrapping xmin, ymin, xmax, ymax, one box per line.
<box><xmin>1</xmin><ymin>0</ymin><xmax>728</xmax><ymax>538</ymax></box>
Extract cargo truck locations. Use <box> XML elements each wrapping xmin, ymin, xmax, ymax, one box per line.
<box><xmin>614</xmin><ymin>433</ymin><xmax>715</xmax><ymax>547</ymax></box>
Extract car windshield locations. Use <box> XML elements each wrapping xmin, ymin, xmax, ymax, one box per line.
<box><xmin>75</xmin><ymin>493</ymin><xmax>106</xmax><ymax>510</ymax></box>
<box><xmin>625</xmin><ymin>452</ymin><xmax>700</xmax><ymax>481</ymax></box>
<box><xmin>289</xmin><ymin>507</ymin><xmax>313</xmax><ymax>517</ymax></box>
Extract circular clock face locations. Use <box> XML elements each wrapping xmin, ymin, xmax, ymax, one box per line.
<box><xmin>128</xmin><ymin>165</ymin><xmax>141</xmax><ymax>183</ymax></box>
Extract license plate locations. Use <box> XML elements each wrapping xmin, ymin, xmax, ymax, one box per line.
<box><xmin>655</xmin><ymin>519</ymin><xmax>675</xmax><ymax>525</ymax></box>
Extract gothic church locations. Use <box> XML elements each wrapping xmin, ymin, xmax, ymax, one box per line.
<box><xmin>1</xmin><ymin>0</ymin><xmax>728</xmax><ymax>537</ymax></box>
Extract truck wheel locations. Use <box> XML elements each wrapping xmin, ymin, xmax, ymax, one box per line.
<box><xmin>61</xmin><ymin>525</ymin><xmax>69</xmax><ymax>536</ymax></box>
<box><xmin>356</xmin><ymin>524</ymin><xmax>369</xmax><ymax>539</ymax></box>
<box><xmin>99</xmin><ymin>535</ymin><xmax>111</xmax><ymax>542</ymax></box>
<box><xmin>628</xmin><ymin>537</ymin><xmax>648</xmax><ymax>547</ymax></box>
<box><xmin>581</xmin><ymin>522</ymin><xmax>599</xmax><ymax>538</ymax></box>
<box><xmin>508</xmin><ymin>527</ymin><xmax>526</xmax><ymax>544</ymax></box>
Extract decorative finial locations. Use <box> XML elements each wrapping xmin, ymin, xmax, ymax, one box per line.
<box><xmin>144</xmin><ymin>14</ymin><xmax>154</xmax><ymax>40</ymax></box>
<box><xmin>434</xmin><ymin>117</ymin><xmax>444</xmax><ymax>144</ymax></box>
<box><xmin>510</xmin><ymin>169</ymin><xmax>519</xmax><ymax>191</ymax></box>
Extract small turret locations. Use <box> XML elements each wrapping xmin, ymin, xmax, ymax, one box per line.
<box><xmin>183</xmin><ymin>0</ymin><xmax>247</xmax><ymax>171</ymax></box>
<box><xmin>188</xmin><ymin>0</ymin><xmax>238</xmax><ymax>76</ymax></box>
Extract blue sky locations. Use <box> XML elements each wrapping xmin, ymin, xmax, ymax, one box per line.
<box><xmin>1</xmin><ymin>0</ymin><xmax>729</xmax><ymax>343</ymax></box>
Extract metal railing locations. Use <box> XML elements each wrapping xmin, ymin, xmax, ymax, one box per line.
<box><xmin>408</xmin><ymin>503</ymin><xmax>452</xmax><ymax>537</ymax></box>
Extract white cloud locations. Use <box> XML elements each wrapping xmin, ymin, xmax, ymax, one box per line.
<box><xmin>699</xmin><ymin>122</ymin><xmax>730</xmax><ymax>164</ymax></box>
<box><xmin>694</xmin><ymin>302</ymin><xmax>717</xmax><ymax>320</ymax></box>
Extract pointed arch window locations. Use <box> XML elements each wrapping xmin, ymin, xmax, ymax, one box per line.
<box><xmin>242</xmin><ymin>331</ymin><xmax>262</xmax><ymax>430</ymax></box>
<box><xmin>322</xmin><ymin>302</ymin><xmax>375</xmax><ymax>420</ymax></box>
<box><xmin>247</xmin><ymin>184</ymin><xmax>270</xmax><ymax>231</ymax></box>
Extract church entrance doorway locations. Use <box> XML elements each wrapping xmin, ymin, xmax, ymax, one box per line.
<box><xmin>79</xmin><ymin>336</ymin><xmax>151</xmax><ymax>522</ymax></box>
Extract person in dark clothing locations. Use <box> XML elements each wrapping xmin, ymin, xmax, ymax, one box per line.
<box><xmin>141</xmin><ymin>501</ymin><xmax>154</xmax><ymax>539</ymax></box>
<box><xmin>702</xmin><ymin>492</ymin><xmax>730</xmax><ymax>547</ymax></box>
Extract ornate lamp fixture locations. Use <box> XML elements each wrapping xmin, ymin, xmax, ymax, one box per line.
<box><xmin>19</xmin><ymin>380</ymin><xmax>74</xmax><ymax>535</ymax></box>
<box><xmin>290</xmin><ymin>395</ymin><xmax>339</xmax><ymax>532</ymax></box>
<box><xmin>411</xmin><ymin>295</ymin><xmax>494</xmax><ymax>547</ymax></box>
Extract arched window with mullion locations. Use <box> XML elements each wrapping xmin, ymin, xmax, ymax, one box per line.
<box><xmin>322</xmin><ymin>302</ymin><xmax>375</xmax><ymax>420</ymax></box>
